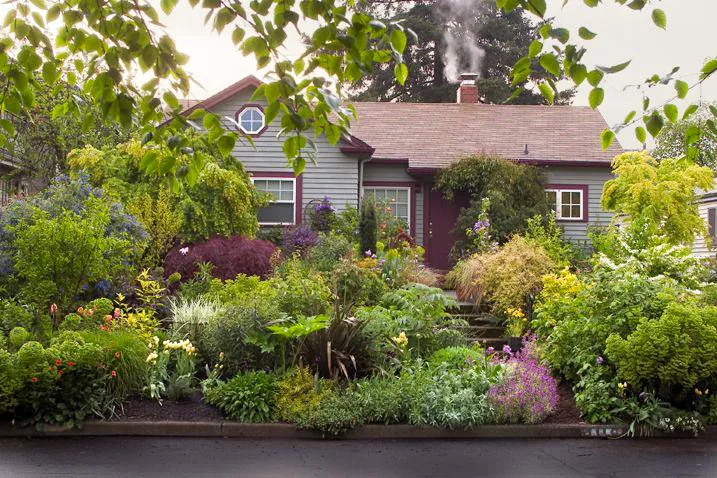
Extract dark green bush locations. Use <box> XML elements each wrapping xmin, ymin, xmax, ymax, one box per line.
<box><xmin>0</xmin><ymin>349</ymin><xmax>20</xmax><ymax>415</ymax></box>
<box><xmin>359</xmin><ymin>198</ymin><xmax>377</xmax><ymax>256</ymax></box>
<box><xmin>352</xmin><ymin>376</ymin><xmax>413</xmax><ymax>425</ymax></box>
<box><xmin>605</xmin><ymin>303</ymin><xmax>717</xmax><ymax>402</ymax></box>
<box><xmin>0</xmin><ymin>300</ymin><xmax>35</xmax><ymax>336</ymax></box>
<box><xmin>8</xmin><ymin>327</ymin><xmax>30</xmax><ymax>351</ymax></box>
<box><xmin>305</xmin><ymin>232</ymin><xmax>354</xmax><ymax>273</ymax></box>
<box><xmin>205</xmin><ymin>371</ymin><xmax>278</xmax><ymax>423</ymax></box>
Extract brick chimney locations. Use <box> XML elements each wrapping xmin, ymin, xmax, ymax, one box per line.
<box><xmin>457</xmin><ymin>72</ymin><xmax>480</xmax><ymax>104</ymax></box>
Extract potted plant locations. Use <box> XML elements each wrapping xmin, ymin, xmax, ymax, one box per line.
<box><xmin>504</xmin><ymin>307</ymin><xmax>528</xmax><ymax>352</ymax></box>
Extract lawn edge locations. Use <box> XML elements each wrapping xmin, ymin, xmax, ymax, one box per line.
<box><xmin>0</xmin><ymin>422</ymin><xmax>714</xmax><ymax>439</ymax></box>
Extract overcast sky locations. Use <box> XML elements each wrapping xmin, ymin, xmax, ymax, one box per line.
<box><xmin>152</xmin><ymin>0</ymin><xmax>716</xmax><ymax>149</ymax></box>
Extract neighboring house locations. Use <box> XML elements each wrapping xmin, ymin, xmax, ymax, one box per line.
<box><xmin>0</xmin><ymin>148</ymin><xmax>27</xmax><ymax>207</ymax></box>
<box><xmin>180</xmin><ymin>74</ymin><xmax>623</xmax><ymax>269</ymax></box>
<box><xmin>694</xmin><ymin>187</ymin><xmax>717</xmax><ymax>258</ymax></box>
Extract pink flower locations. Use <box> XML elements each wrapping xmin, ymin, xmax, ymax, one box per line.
<box><xmin>49</xmin><ymin>303</ymin><xmax>58</xmax><ymax>315</ymax></box>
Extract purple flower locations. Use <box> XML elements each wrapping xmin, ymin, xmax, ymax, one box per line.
<box><xmin>596</xmin><ymin>356</ymin><xmax>604</xmax><ymax>365</ymax></box>
<box><xmin>487</xmin><ymin>346</ymin><xmax>495</xmax><ymax>353</ymax></box>
<box><xmin>472</xmin><ymin>220</ymin><xmax>490</xmax><ymax>234</ymax></box>
<box><xmin>502</xmin><ymin>344</ymin><xmax>512</xmax><ymax>355</ymax></box>
<box><xmin>364</xmin><ymin>249</ymin><xmax>373</xmax><ymax>257</ymax></box>
<box><xmin>282</xmin><ymin>225</ymin><xmax>319</xmax><ymax>256</ymax></box>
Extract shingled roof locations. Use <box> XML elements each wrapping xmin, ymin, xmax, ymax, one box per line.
<box><xmin>348</xmin><ymin>102</ymin><xmax>623</xmax><ymax>169</ymax></box>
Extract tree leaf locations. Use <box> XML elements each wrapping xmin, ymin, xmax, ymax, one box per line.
<box><xmin>569</xmin><ymin>64</ymin><xmax>588</xmax><ymax>85</ymax></box>
<box><xmin>663</xmin><ymin>103</ymin><xmax>678</xmax><ymax>124</ymax></box>
<box><xmin>589</xmin><ymin>87</ymin><xmax>604</xmax><ymax>109</ymax></box>
<box><xmin>394</xmin><ymin>63</ymin><xmax>408</xmax><ymax>85</ymax></box>
<box><xmin>539</xmin><ymin>53</ymin><xmax>561</xmax><ymax>76</ymax></box>
<box><xmin>651</xmin><ymin>8</ymin><xmax>666</xmax><ymax>29</ymax></box>
<box><xmin>524</xmin><ymin>0</ymin><xmax>546</xmax><ymax>17</ymax></box>
<box><xmin>390</xmin><ymin>29</ymin><xmax>407</xmax><ymax>53</ymax></box>
<box><xmin>528</xmin><ymin>40</ymin><xmax>542</xmax><ymax>58</ymax></box>
<box><xmin>682</xmin><ymin>104</ymin><xmax>699</xmax><ymax>120</ymax></box>
<box><xmin>601</xmin><ymin>128</ymin><xmax>615</xmax><ymax>150</ymax></box>
<box><xmin>587</xmin><ymin>69</ymin><xmax>604</xmax><ymax>87</ymax></box>
<box><xmin>701</xmin><ymin>58</ymin><xmax>717</xmax><ymax>80</ymax></box>
<box><xmin>674</xmin><ymin>80</ymin><xmax>688</xmax><ymax>99</ymax></box>
<box><xmin>578</xmin><ymin>27</ymin><xmax>597</xmax><ymax>40</ymax></box>
<box><xmin>623</xmin><ymin>110</ymin><xmax>636</xmax><ymax>124</ymax></box>
<box><xmin>645</xmin><ymin>112</ymin><xmax>664</xmax><ymax>137</ymax></box>
<box><xmin>596</xmin><ymin>60</ymin><xmax>631</xmax><ymax>74</ymax></box>
<box><xmin>635</xmin><ymin>126</ymin><xmax>646</xmax><ymax>144</ymax></box>
<box><xmin>539</xmin><ymin>83</ymin><xmax>554</xmax><ymax>104</ymax></box>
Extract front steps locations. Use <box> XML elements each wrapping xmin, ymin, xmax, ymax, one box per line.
<box><xmin>446</xmin><ymin>291</ymin><xmax>510</xmax><ymax>350</ymax></box>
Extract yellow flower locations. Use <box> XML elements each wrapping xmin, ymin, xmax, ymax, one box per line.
<box><xmin>392</xmin><ymin>331</ymin><xmax>408</xmax><ymax>348</ymax></box>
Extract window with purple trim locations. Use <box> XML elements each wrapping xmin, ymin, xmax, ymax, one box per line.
<box><xmin>238</xmin><ymin>106</ymin><xmax>265</xmax><ymax>134</ymax></box>
<box><xmin>362</xmin><ymin>186</ymin><xmax>411</xmax><ymax>229</ymax></box>
<box><xmin>546</xmin><ymin>188</ymin><xmax>584</xmax><ymax>220</ymax></box>
<box><xmin>252</xmin><ymin>177</ymin><xmax>295</xmax><ymax>225</ymax></box>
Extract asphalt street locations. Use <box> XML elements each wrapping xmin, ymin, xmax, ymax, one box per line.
<box><xmin>0</xmin><ymin>437</ymin><xmax>714</xmax><ymax>478</ymax></box>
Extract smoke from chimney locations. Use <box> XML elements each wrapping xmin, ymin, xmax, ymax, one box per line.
<box><xmin>439</xmin><ymin>0</ymin><xmax>486</xmax><ymax>83</ymax></box>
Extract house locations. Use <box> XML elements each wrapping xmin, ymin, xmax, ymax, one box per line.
<box><xmin>180</xmin><ymin>74</ymin><xmax>623</xmax><ymax>269</ymax></box>
<box><xmin>0</xmin><ymin>148</ymin><xmax>27</xmax><ymax>207</ymax></box>
<box><xmin>694</xmin><ymin>187</ymin><xmax>717</xmax><ymax>258</ymax></box>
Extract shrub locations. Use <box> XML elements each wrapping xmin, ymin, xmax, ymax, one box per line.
<box><xmin>605</xmin><ymin>303</ymin><xmax>717</xmax><ymax>403</ymax></box>
<box><xmin>447</xmin><ymin>236</ymin><xmax>555</xmax><ymax>314</ymax></box>
<box><xmin>352</xmin><ymin>375</ymin><xmax>418</xmax><ymax>425</ymax></box>
<box><xmin>487</xmin><ymin>338</ymin><xmax>559</xmax><ymax>424</ymax></box>
<box><xmin>274</xmin><ymin>367</ymin><xmax>335</xmax><ymax>423</ymax></box>
<box><xmin>305</xmin><ymin>233</ymin><xmax>353</xmax><ymax>273</ymax></box>
<box><xmin>332</xmin><ymin>205</ymin><xmax>359</xmax><ymax>242</ymax></box>
<box><xmin>126</xmin><ymin>189</ymin><xmax>183</xmax><ymax>268</ymax></box>
<box><xmin>331</xmin><ymin>258</ymin><xmax>388</xmax><ymax>309</ymax></box>
<box><xmin>8</xmin><ymin>327</ymin><xmax>30</xmax><ymax>351</ymax></box>
<box><xmin>281</xmin><ymin>225</ymin><xmax>318</xmax><ymax>257</ymax></box>
<box><xmin>309</xmin><ymin>196</ymin><xmax>336</xmax><ymax>233</ymax></box>
<box><xmin>359</xmin><ymin>198</ymin><xmax>377</xmax><ymax>256</ymax></box>
<box><xmin>275</xmin><ymin>258</ymin><xmax>333</xmax><ymax>318</ymax></box>
<box><xmin>295</xmin><ymin>388</ymin><xmax>364</xmax><ymax>436</ymax></box>
<box><xmin>409</xmin><ymin>367</ymin><xmax>495</xmax><ymax>429</ymax></box>
<box><xmin>429</xmin><ymin>346</ymin><xmax>483</xmax><ymax>370</ymax></box>
<box><xmin>524</xmin><ymin>215</ymin><xmax>575</xmax><ymax>268</ymax></box>
<box><xmin>0</xmin><ymin>349</ymin><xmax>20</xmax><ymax>415</ymax></box>
<box><xmin>205</xmin><ymin>371</ymin><xmax>278</xmax><ymax>422</ymax></box>
<box><xmin>164</xmin><ymin>235</ymin><xmax>276</xmax><ymax>282</ymax></box>
<box><xmin>436</xmin><ymin>154</ymin><xmax>549</xmax><ymax>245</ymax></box>
<box><xmin>302</xmin><ymin>314</ymin><xmax>370</xmax><ymax>379</ymax></box>
<box><xmin>0</xmin><ymin>175</ymin><xmax>144</xmax><ymax>312</ymax></box>
<box><xmin>0</xmin><ymin>300</ymin><xmax>35</xmax><ymax>336</ymax></box>
<box><xmin>169</xmin><ymin>297</ymin><xmax>225</xmax><ymax>348</ymax></box>
<box><xmin>88</xmin><ymin>298</ymin><xmax>114</xmax><ymax>319</ymax></box>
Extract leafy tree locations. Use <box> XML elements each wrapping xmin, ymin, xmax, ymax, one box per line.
<box><xmin>4</xmin><ymin>78</ymin><xmax>131</xmax><ymax>184</ymax></box>
<box><xmin>0</xmin><ymin>0</ymin><xmax>713</xmax><ymax>182</ymax></box>
<box><xmin>436</xmin><ymin>154</ymin><xmax>549</xmax><ymax>249</ymax></box>
<box><xmin>602</xmin><ymin>151</ymin><xmax>714</xmax><ymax>246</ymax></box>
<box><xmin>653</xmin><ymin>104</ymin><xmax>717</xmax><ymax>170</ymax></box>
<box><xmin>352</xmin><ymin>0</ymin><xmax>574</xmax><ymax>104</ymax></box>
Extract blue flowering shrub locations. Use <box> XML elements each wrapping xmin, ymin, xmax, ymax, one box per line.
<box><xmin>0</xmin><ymin>175</ymin><xmax>145</xmax><ymax>314</ymax></box>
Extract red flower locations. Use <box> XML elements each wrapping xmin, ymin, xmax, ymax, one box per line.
<box><xmin>67</xmin><ymin>361</ymin><xmax>76</xmax><ymax>367</ymax></box>
<box><xmin>58</xmin><ymin>370</ymin><xmax>63</xmax><ymax>376</ymax></box>
<box><xmin>87</xmin><ymin>308</ymin><xmax>94</xmax><ymax>316</ymax></box>
<box><xmin>111</xmin><ymin>370</ymin><xmax>117</xmax><ymax>378</ymax></box>
<box><xmin>114</xmin><ymin>351</ymin><xmax>121</xmax><ymax>359</ymax></box>
<box><xmin>31</xmin><ymin>377</ymin><xmax>38</xmax><ymax>383</ymax></box>
<box><xmin>77</xmin><ymin>306</ymin><xmax>84</xmax><ymax>316</ymax></box>
<box><xmin>55</xmin><ymin>359</ymin><xmax>62</xmax><ymax>366</ymax></box>
<box><xmin>49</xmin><ymin>304</ymin><xmax>58</xmax><ymax>315</ymax></box>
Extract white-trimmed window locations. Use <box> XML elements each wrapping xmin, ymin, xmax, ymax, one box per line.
<box><xmin>362</xmin><ymin>186</ymin><xmax>411</xmax><ymax>230</ymax></box>
<box><xmin>252</xmin><ymin>177</ymin><xmax>295</xmax><ymax>225</ymax></box>
<box><xmin>238</xmin><ymin>106</ymin><xmax>265</xmax><ymax>134</ymax></box>
<box><xmin>546</xmin><ymin>188</ymin><xmax>584</xmax><ymax>220</ymax></box>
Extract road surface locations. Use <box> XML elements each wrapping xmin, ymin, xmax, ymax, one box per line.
<box><xmin>0</xmin><ymin>437</ymin><xmax>714</xmax><ymax>477</ymax></box>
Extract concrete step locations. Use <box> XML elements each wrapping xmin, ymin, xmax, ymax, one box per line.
<box><xmin>455</xmin><ymin>325</ymin><xmax>506</xmax><ymax>339</ymax></box>
<box><xmin>450</xmin><ymin>314</ymin><xmax>502</xmax><ymax>327</ymax></box>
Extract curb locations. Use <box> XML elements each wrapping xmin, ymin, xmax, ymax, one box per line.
<box><xmin>1</xmin><ymin>421</ymin><xmax>715</xmax><ymax>439</ymax></box>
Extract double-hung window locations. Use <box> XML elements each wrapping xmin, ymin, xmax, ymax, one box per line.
<box><xmin>546</xmin><ymin>188</ymin><xmax>584</xmax><ymax>221</ymax></box>
<box><xmin>252</xmin><ymin>177</ymin><xmax>296</xmax><ymax>225</ymax></box>
<box><xmin>362</xmin><ymin>186</ymin><xmax>411</xmax><ymax>230</ymax></box>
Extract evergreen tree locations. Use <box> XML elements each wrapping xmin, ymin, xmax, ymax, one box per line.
<box><xmin>359</xmin><ymin>199</ymin><xmax>378</xmax><ymax>256</ymax></box>
<box><xmin>351</xmin><ymin>0</ymin><xmax>574</xmax><ymax>104</ymax></box>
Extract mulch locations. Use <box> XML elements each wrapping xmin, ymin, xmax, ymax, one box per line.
<box><xmin>543</xmin><ymin>381</ymin><xmax>584</xmax><ymax>424</ymax></box>
<box><xmin>112</xmin><ymin>392</ymin><xmax>222</xmax><ymax>422</ymax></box>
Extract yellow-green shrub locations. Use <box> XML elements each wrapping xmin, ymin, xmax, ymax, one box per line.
<box><xmin>274</xmin><ymin>367</ymin><xmax>335</xmax><ymax>423</ymax></box>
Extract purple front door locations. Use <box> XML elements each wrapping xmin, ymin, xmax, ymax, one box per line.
<box><xmin>424</xmin><ymin>184</ymin><xmax>467</xmax><ymax>270</ymax></box>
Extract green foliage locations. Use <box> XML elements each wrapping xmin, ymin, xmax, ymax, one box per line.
<box><xmin>295</xmin><ymin>388</ymin><xmax>364</xmax><ymax>436</ymax></box>
<box><xmin>525</xmin><ymin>215</ymin><xmax>576</xmax><ymax>267</ymax></box>
<box><xmin>8</xmin><ymin>327</ymin><xmax>30</xmax><ymax>351</ymax></box>
<box><xmin>331</xmin><ymin>258</ymin><xmax>388</xmax><ymax>309</ymax></box>
<box><xmin>653</xmin><ymin>103</ymin><xmax>717</xmax><ymax>169</ymax></box>
<box><xmin>602</xmin><ymin>152</ymin><xmax>714</xmax><ymax>245</ymax></box>
<box><xmin>447</xmin><ymin>236</ymin><xmax>556</xmax><ymax>314</ymax></box>
<box><xmin>274</xmin><ymin>367</ymin><xmax>335</xmax><ymax>423</ymax></box>
<box><xmin>605</xmin><ymin>303</ymin><xmax>717</xmax><ymax>402</ymax></box>
<box><xmin>436</xmin><ymin>155</ymin><xmax>549</xmax><ymax>247</ymax></box>
<box><xmin>11</xmin><ymin>204</ymin><xmax>134</xmax><ymax>312</ymax></box>
<box><xmin>359</xmin><ymin>199</ymin><xmax>378</xmax><ymax>257</ymax></box>
<box><xmin>429</xmin><ymin>346</ymin><xmax>483</xmax><ymax>370</ymax></box>
<box><xmin>126</xmin><ymin>189</ymin><xmax>183</xmax><ymax>268</ymax></box>
<box><xmin>304</xmin><ymin>233</ymin><xmax>354</xmax><ymax>273</ymax></box>
<box><xmin>0</xmin><ymin>348</ymin><xmax>20</xmax><ymax>414</ymax></box>
<box><xmin>352</xmin><ymin>375</ymin><xmax>413</xmax><ymax>425</ymax></box>
<box><xmin>0</xmin><ymin>300</ymin><xmax>35</xmax><ymax>336</ymax></box>
<box><xmin>205</xmin><ymin>371</ymin><xmax>278</xmax><ymax>423</ymax></box>
<box><xmin>275</xmin><ymin>259</ymin><xmax>333</xmax><ymax>318</ymax></box>
<box><xmin>302</xmin><ymin>313</ymin><xmax>370</xmax><ymax>379</ymax></box>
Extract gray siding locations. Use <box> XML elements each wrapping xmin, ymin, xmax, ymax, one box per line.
<box><xmin>543</xmin><ymin>166</ymin><xmax>614</xmax><ymax>243</ymax></box>
<box><xmin>208</xmin><ymin>86</ymin><xmax>360</xmax><ymax>221</ymax></box>
<box><xmin>363</xmin><ymin>162</ymin><xmax>424</xmax><ymax>245</ymax></box>
<box><xmin>693</xmin><ymin>196</ymin><xmax>716</xmax><ymax>258</ymax></box>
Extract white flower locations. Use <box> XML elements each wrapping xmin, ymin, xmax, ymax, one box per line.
<box><xmin>180</xmin><ymin>247</ymin><xmax>189</xmax><ymax>256</ymax></box>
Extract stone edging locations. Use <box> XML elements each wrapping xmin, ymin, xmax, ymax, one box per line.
<box><xmin>1</xmin><ymin>421</ymin><xmax>715</xmax><ymax>439</ymax></box>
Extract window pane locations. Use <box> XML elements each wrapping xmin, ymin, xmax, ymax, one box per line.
<box><xmin>561</xmin><ymin>205</ymin><xmax>571</xmax><ymax>218</ymax></box>
<box><xmin>254</xmin><ymin>179</ymin><xmax>267</xmax><ymax>191</ymax></box>
<box><xmin>266</xmin><ymin>181</ymin><xmax>280</xmax><ymax>193</ymax></box>
<box><xmin>374</xmin><ymin>189</ymin><xmax>385</xmax><ymax>200</ymax></box>
<box><xmin>546</xmin><ymin>191</ymin><xmax>557</xmax><ymax>211</ymax></box>
<box><xmin>395</xmin><ymin>204</ymin><xmax>408</xmax><ymax>218</ymax></box>
<box><xmin>280</xmin><ymin>190</ymin><xmax>293</xmax><ymax>201</ymax></box>
<box><xmin>561</xmin><ymin>191</ymin><xmax>572</xmax><ymax>205</ymax></box>
<box><xmin>258</xmin><ymin>203</ymin><xmax>294</xmax><ymax>224</ymax></box>
<box><xmin>386</xmin><ymin>189</ymin><xmax>397</xmax><ymax>201</ymax></box>
<box><xmin>397</xmin><ymin>189</ymin><xmax>408</xmax><ymax>202</ymax></box>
